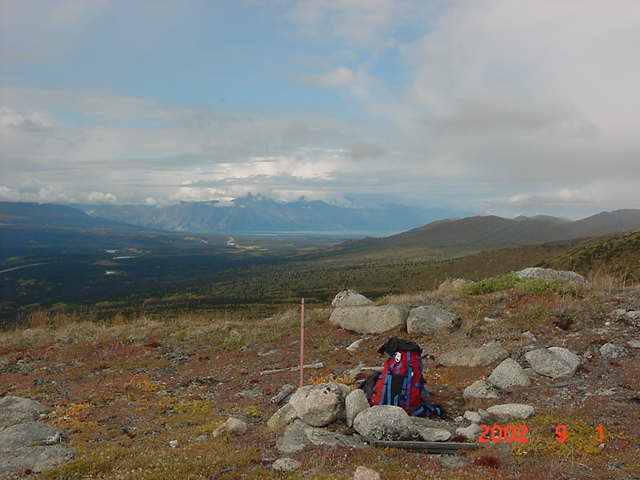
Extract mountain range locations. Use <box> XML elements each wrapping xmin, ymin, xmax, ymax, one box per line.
<box><xmin>330</xmin><ymin>209</ymin><xmax>640</xmax><ymax>258</ymax></box>
<box><xmin>74</xmin><ymin>195</ymin><xmax>473</xmax><ymax>236</ymax></box>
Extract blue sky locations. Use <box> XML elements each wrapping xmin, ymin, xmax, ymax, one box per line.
<box><xmin>1</xmin><ymin>0</ymin><xmax>639</xmax><ymax>218</ymax></box>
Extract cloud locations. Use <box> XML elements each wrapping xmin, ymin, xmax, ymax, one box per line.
<box><xmin>298</xmin><ymin>67</ymin><xmax>356</xmax><ymax>88</ymax></box>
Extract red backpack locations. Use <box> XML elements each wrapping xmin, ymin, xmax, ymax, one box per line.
<box><xmin>367</xmin><ymin>338</ymin><xmax>442</xmax><ymax>417</ymax></box>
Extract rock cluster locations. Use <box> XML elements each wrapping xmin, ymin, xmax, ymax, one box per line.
<box><xmin>268</xmin><ymin>383</ymin><xmax>455</xmax><ymax>454</ymax></box>
<box><xmin>515</xmin><ymin>267</ymin><xmax>586</xmax><ymax>284</ymax></box>
<box><xmin>0</xmin><ymin>396</ymin><xmax>74</xmax><ymax>478</ymax></box>
<box><xmin>329</xmin><ymin>290</ymin><xmax>459</xmax><ymax>335</ymax></box>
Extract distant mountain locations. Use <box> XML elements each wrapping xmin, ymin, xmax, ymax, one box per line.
<box><xmin>75</xmin><ymin>195</ymin><xmax>474</xmax><ymax>236</ymax></box>
<box><xmin>0</xmin><ymin>202</ymin><xmax>139</xmax><ymax>230</ymax></box>
<box><xmin>329</xmin><ymin>209</ymin><xmax>640</xmax><ymax>259</ymax></box>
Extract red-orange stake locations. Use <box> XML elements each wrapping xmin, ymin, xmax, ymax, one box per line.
<box><xmin>299</xmin><ymin>298</ymin><xmax>305</xmax><ymax>387</ymax></box>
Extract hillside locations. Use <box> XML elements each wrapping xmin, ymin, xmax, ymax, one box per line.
<box><xmin>328</xmin><ymin>209</ymin><xmax>640</xmax><ymax>261</ymax></box>
<box><xmin>0</xmin><ymin>203</ymin><xmax>139</xmax><ymax>230</ymax></box>
<box><xmin>542</xmin><ymin>229</ymin><xmax>640</xmax><ymax>282</ymax></box>
<box><xmin>1</xmin><ymin>273</ymin><xmax>638</xmax><ymax>479</ymax></box>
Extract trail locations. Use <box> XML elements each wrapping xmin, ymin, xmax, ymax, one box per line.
<box><xmin>0</xmin><ymin>262</ymin><xmax>48</xmax><ymax>274</ymax></box>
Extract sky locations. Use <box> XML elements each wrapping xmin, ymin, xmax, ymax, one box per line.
<box><xmin>1</xmin><ymin>0</ymin><xmax>639</xmax><ymax>218</ymax></box>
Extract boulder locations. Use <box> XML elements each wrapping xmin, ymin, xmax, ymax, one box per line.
<box><xmin>600</xmin><ymin>343</ymin><xmax>629</xmax><ymax>358</ymax></box>
<box><xmin>0</xmin><ymin>422</ymin><xmax>63</xmax><ymax>450</ymax></box>
<box><xmin>463</xmin><ymin>380</ymin><xmax>499</xmax><ymax>399</ymax></box>
<box><xmin>288</xmin><ymin>383</ymin><xmax>345</xmax><ymax>427</ymax></box>
<box><xmin>488</xmin><ymin>358</ymin><xmax>530</xmax><ymax>389</ymax></box>
<box><xmin>353</xmin><ymin>466</ymin><xmax>381</xmax><ymax>480</ymax></box>
<box><xmin>418</xmin><ymin>427</ymin><xmax>451</xmax><ymax>442</ymax></box>
<box><xmin>345</xmin><ymin>389</ymin><xmax>370</xmax><ymax>428</ymax></box>
<box><xmin>329</xmin><ymin>305</ymin><xmax>409</xmax><ymax>334</ymax></box>
<box><xmin>623</xmin><ymin>310</ymin><xmax>640</xmax><ymax>327</ymax></box>
<box><xmin>515</xmin><ymin>267</ymin><xmax>586</xmax><ymax>284</ymax></box>
<box><xmin>0</xmin><ymin>445</ymin><xmax>74</xmax><ymax>476</ymax></box>
<box><xmin>272</xmin><ymin>457</ymin><xmax>301</xmax><ymax>472</ymax></box>
<box><xmin>406</xmin><ymin>305</ymin><xmax>458</xmax><ymax>334</ymax></box>
<box><xmin>525</xmin><ymin>348</ymin><xmax>579</xmax><ymax>378</ymax></box>
<box><xmin>267</xmin><ymin>403</ymin><xmax>297</xmax><ymax>432</ymax></box>
<box><xmin>409</xmin><ymin>417</ymin><xmax>457</xmax><ymax>434</ymax></box>
<box><xmin>547</xmin><ymin>347</ymin><xmax>581</xmax><ymax>371</ymax></box>
<box><xmin>304</xmin><ymin>426</ymin><xmax>367</xmax><ymax>448</ymax></box>
<box><xmin>212</xmin><ymin>417</ymin><xmax>247</xmax><ymax>438</ymax></box>
<box><xmin>353</xmin><ymin>405</ymin><xmax>417</xmax><ymax>441</ymax></box>
<box><xmin>276</xmin><ymin>420</ymin><xmax>309</xmax><ymax>454</ymax></box>
<box><xmin>486</xmin><ymin>404</ymin><xmax>535</xmax><ymax>421</ymax></box>
<box><xmin>0</xmin><ymin>396</ymin><xmax>51</xmax><ymax>429</ymax></box>
<box><xmin>463</xmin><ymin>411</ymin><xmax>482</xmax><ymax>423</ymax></box>
<box><xmin>331</xmin><ymin>290</ymin><xmax>374</xmax><ymax>308</ymax></box>
<box><xmin>440</xmin><ymin>346</ymin><xmax>508</xmax><ymax>367</ymax></box>
<box><xmin>455</xmin><ymin>423</ymin><xmax>481</xmax><ymax>441</ymax></box>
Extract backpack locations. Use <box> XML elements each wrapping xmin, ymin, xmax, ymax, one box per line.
<box><xmin>365</xmin><ymin>337</ymin><xmax>443</xmax><ymax>417</ymax></box>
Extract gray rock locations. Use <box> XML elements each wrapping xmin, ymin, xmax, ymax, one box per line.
<box><xmin>345</xmin><ymin>389</ymin><xmax>370</xmax><ymax>428</ymax></box>
<box><xmin>288</xmin><ymin>383</ymin><xmax>345</xmax><ymax>427</ymax></box>
<box><xmin>304</xmin><ymin>426</ymin><xmax>367</xmax><ymax>448</ymax></box>
<box><xmin>463</xmin><ymin>411</ymin><xmax>481</xmax><ymax>423</ymax></box>
<box><xmin>438</xmin><ymin>278</ymin><xmax>473</xmax><ymax>291</ymax></box>
<box><xmin>463</xmin><ymin>380</ymin><xmax>499</xmax><ymax>399</ymax></box>
<box><xmin>600</xmin><ymin>343</ymin><xmax>629</xmax><ymax>358</ymax></box>
<box><xmin>346</xmin><ymin>339</ymin><xmax>364</xmax><ymax>351</ymax></box>
<box><xmin>212</xmin><ymin>417</ymin><xmax>247</xmax><ymax>437</ymax></box>
<box><xmin>409</xmin><ymin>417</ymin><xmax>457</xmax><ymax>434</ymax></box>
<box><xmin>418</xmin><ymin>427</ymin><xmax>451</xmax><ymax>442</ymax></box>
<box><xmin>406</xmin><ymin>305</ymin><xmax>458</xmax><ymax>334</ymax></box>
<box><xmin>0</xmin><ymin>445</ymin><xmax>74</xmax><ymax>476</ymax></box>
<box><xmin>486</xmin><ymin>403</ymin><xmax>535</xmax><ymax>421</ymax></box>
<box><xmin>522</xmin><ymin>331</ymin><xmax>537</xmax><ymax>342</ymax></box>
<box><xmin>194</xmin><ymin>434</ymin><xmax>208</xmax><ymax>442</ymax></box>
<box><xmin>548</xmin><ymin>347</ymin><xmax>581</xmax><ymax>371</ymax></box>
<box><xmin>267</xmin><ymin>403</ymin><xmax>298</xmax><ymax>432</ymax></box>
<box><xmin>0</xmin><ymin>396</ymin><xmax>51</xmax><ymax>429</ymax></box>
<box><xmin>488</xmin><ymin>358</ymin><xmax>530</xmax><ymax>389</ymax></box>
<box><xmin>331</xmin><ymin>290</ymin><xmax>374</xmax><ymax>308</ymax></box>
<box><xmin>438</xmin><ymin>454</ymin><xmax>471</xmax><ymax>468</ymax></box>
<box><xmin>628</xmin><ymin>339</ymin><xmax>640</xmax><ymax>349</ymax></box>
<box><xmin>353</xmin><ymin>466</ymin><xmax>381</xmax><ymax>480</ymax></box>
<box><xmin>455</xmin><ymin>423</ymin><xmax>480</xmax><ymax>441</ymax></box>
<box><xmin>277</xmin><ymin>420</ymin><xmax>309</xmax><ymax>454</ymax></box>
<box><xmin>0</xmin><ymin>422</ymin><xmax>63</xmax><ymax>450</ymax></box>
<box><xmin>272</xmin><ymin>457</ymin><xmax>301</xmax><ymax>472</ymax></box>
<box><xmin>440</xmin><ymin>345</ymin><xmax>508</xmax><ymax>367</ymax></box>
<box><xmin>270</xmin><ymin>384</ymin><xmax>295</xmax><ymax>405</ymax></box>
<box><xmin>624</xmin><ymin>310</ymin><xmax>640</xmax><ymax>327</ymax></box>
<box><xmin>329</xmin><ymin>305</ymin><xmax>409</xmax><ymax>334</ymax></box>
<box><xmin>515</xmin><ymin>267</ymin><xmax>586</xmax><ymax>284</ymax></box>
<box><xmin>168</xmin><ymin>440</ymin><xmax>179</xmax><ymax>448</ymax></box>
<box><xmin>236</xmin><ymin>389</ymin><xmax>262</xmax><ymax>399</ymax></box>
<box><xmin>525</xmin><ymin>348</ymin><xmax>578</xmax><ymax>378</ymax></box>
<box><xmin>353</xmin><ymin>405</ymin><xmax>418</xmax><ymax>441</ymax></box>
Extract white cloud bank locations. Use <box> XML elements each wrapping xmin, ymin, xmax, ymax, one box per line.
<box><xmin>1</xmin><ymin>0</ymin><xmax>639</xmax><ymax>217</ymax></box>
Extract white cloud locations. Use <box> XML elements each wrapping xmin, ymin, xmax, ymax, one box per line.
<box><xmin>298</xmin><ymin>67</ymin><xmax>356</xmax><ymax>88</ymax></box>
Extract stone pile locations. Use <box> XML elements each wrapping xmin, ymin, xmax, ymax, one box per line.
<box><xmin>267</xmin><ymin>383</ymin><xmax>456</xmax><ymax>454</ymax></box>
<box><xmin>329</xmin><ymin>290</ymin><xmax>459</xmax><ymax>335</ymax></box>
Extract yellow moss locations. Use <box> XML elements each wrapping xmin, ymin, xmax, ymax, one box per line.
<box><xmin>307</xmin><ymin>375</ymin><xmax>355</xmax><ymax>386</ymax></box>
<box><xmin>513</xmin><ymin>415</ymin><xmax>605</xmax><ymax>459</ymax></box>
<box><xmin>229</xmin><ymin>405</ymin><xmax>262</xmax><ymax>417</ymax></box>
<box><xmin>171</xmin><ymin>400</ymin><xmax>211</xmax><ymax>414</ymax></box>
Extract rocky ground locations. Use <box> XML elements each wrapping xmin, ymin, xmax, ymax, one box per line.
<box><xmin>0</xmin><ymin>270</ymin><xmax>639</xmax><ymax>479</ymax></box>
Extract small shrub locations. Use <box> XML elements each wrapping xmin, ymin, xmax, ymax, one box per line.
<box><xmin>461</xmin><ymin>274</ymin><xmax>519</xmax><ymax>295</ymax></box>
